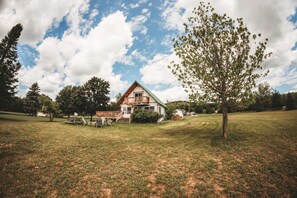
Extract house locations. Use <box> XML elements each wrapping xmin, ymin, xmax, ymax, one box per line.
<box><xmin>117</xmin><ymin>81</ymin><xmax>166</xmax><ymax>120</ymax></box>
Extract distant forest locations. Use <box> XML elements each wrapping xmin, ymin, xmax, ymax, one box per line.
<box><xmin>166</xmin><ymin>88</ymin><xmax>297</xmax><ymax>115</ymax></box>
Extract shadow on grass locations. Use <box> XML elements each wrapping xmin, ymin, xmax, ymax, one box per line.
<box><xmin>0</xmin><ymin>114</ymin><xmax>63</xmax><ymax>123</ymax></box>
<box><xmin>165</xmin><ymin>124</ymin><xmax>249</xmax><ymax>148</ymax></box>
<box><xmin>0</xmin><ymin>117</ymin><xmax>25</xmax><ymax>122</ymax></box>
<box><xmin>210</xmin><ymin>132</ymin><xmax>248</xmax><ymax>148</ymax></box>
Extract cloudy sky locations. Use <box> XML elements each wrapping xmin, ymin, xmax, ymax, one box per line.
<box><xmin>0</xmin><ymin>0</ymin><xmax>296</xmax><ymax>102</ymax></box>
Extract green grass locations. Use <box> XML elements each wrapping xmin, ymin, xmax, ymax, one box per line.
<box><xmin>0</xmin><ymin>111</ymin><xmax>296</xmax><ymax>197</ymax></box>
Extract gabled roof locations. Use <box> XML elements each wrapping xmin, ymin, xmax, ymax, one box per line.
<box><xmin>118</xmin><ymin>80</ymin><xmax>166</xmax><ymax>108</ymax></box>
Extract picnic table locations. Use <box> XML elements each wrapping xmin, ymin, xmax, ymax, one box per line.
<box><xmin>64</xmin><ymin>117</ymin><xmax>83</xmax><ymax>125</ymax></box>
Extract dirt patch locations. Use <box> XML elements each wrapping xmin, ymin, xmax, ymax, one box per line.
<box><xmin>102</xmin><ymin>188</ymin><xmax>112</xmax><ymax>197</ymax></box>
<box><xmin>147</xmin><ymin>175</ymin><xmax>165</xmax><ymax>197</ymax></box>
<box><xmin>49</xmin><ymin>190</ymin><xmax>58</xmax><ymax>198</ymax></box>
<box><xmin>213</xmin><ymin>184</ymin><xmax>226</xmax><ymax>197</ymax></box>
<box><xmin>183</xmin><ymin>176</ymin><xmax>198</xmax><ymax>197</ymax></box>
<box><xmin>83</xmin><ymin>174</ymin><xmax>99</xmax><ymax>181</ymax></box>
<box><xmin>0</xmin><ymin>143</ymin><xmax>13</xmax><ymax>149</ymax></box>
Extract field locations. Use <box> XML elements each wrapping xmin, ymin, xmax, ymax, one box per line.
<box><xmin>0</xmin><ymin>111</ymin><xmax>297</xmax><ymax>197</ymax></box>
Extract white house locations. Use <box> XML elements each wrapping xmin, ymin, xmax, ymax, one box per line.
<box><xmin>117</xmin><ymin>81</ymin><xmax>166</xmax><ymax>120</ymax></box>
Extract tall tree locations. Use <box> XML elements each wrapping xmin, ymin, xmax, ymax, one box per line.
<box><xmin>82</xmin><ymin>77</ymin><xmax>110</xmax><ymax>121</ymax></box>
<box><xmin>23</xmin><ymin>82</ymin><xmax>40</xmax><ymax>116</ymax></box>
<box><xmin>56</xmin><ymin>85</ymin><xmax>78</xmax><ymax>117</ymax></box>
<box><xmin>272</xmin><ymin>91</ymin><xmax>282</xmax><ymax>110</ymax></box>
<box><xmin>253</xmin><ymin>83</ymin><xmax>272</xmax><ymax>112</ymax></box>
<box><xmin>286</xmin><ymin>92</ymin><xmax>296</xmax><ymax>110</ymax></box>
<box><xmin>0</xmin><ymin>23</ymin><xmax>23</xmax><ymax>109</ymax></box>
<box><xmin>169</xmin><ymin>2</ymin><xmax>271</xmax><ymax>139</ymax></box>
<box><xmin>73</xmin><ymin>86</ymin><xmax>87</xmax><ymax>115</ymax></box>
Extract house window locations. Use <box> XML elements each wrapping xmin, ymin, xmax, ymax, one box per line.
<box><xmin>123</xmin><ymin>107</ymin><xmax>132</xmax><ymax>114</ymax></box>
<box><xmin>159</xmin><ymin>107</ymin><xmax>162</xmax><ymax>114</ymax></box>
<box><xmin>134</xmin><ymin>92</ymin><xmax>142</xmax><ymax>97</ymax></box>
<box><xmin>127</xmin><ymin>107</ymin><xmax>131</xmax><ymax>114</ymax></box>
<box><xmin>134</xmin><ymin>106</ymin><xmax>141</xmax><ymax>110</ymax></box>
<box><xmin>150</xmin><ymin>106</ymin><xmax>154</xmax><ymax>111</ymax></box>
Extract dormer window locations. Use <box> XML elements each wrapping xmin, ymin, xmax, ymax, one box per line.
<box><xmin>134</xmin><ymin>92</ymin><xmax>142</xmax><ymax>97</ymax></box>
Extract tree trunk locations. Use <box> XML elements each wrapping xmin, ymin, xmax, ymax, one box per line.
<box><xmin>90</xmin><ymin>115</ymin><xmax>93</xmax><ymax>122</ymax></box>
<box><xmin>49</xmin><ymin>113</ymin><xmax>54</xmax><ymax>122</ymax></box>
<box><xmin>222</xmin><ymin>103</ymin><xmax>228</xmax><ymax>139</ymax></box>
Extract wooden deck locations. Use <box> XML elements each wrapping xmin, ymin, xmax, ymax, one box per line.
<box><xmin>95</xmin><ymin>111</ymin><xmax>123</xmax><ymax>122</ymax></box>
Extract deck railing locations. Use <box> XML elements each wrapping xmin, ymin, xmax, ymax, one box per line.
<box><xmin>124</xmin><ymin>96</ymin><xmax>149</xmax><ymax>105</ymax></box>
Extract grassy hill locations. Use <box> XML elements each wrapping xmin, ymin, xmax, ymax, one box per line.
<box><xmin>0</xmin><ymin>111</ymin><xmax>296</xmax><ymax>197</ymax></box>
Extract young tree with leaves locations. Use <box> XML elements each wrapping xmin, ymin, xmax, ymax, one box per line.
<box><xmin>0</xmin><ymin>23</ymin><xmax>23</xmax><ymax>109</ymax></box>
<box><xmin>81</xmin><ymin>77</ymin><xmax>110</xmax><ymax>121</ymax></box>
<box><xmin>40</xmin><ymin>94</ymin><xmax>59</xmax><ymax>121</ymax></box>
<box><xmin>24</xmin><ymin>82</ymin><xmax>40</xmax><ymax>116</ymax></box>
<box><xmin>169</xmin><ymin>2</ymin><xmax>271</xmax><ymax>139</ymax></box>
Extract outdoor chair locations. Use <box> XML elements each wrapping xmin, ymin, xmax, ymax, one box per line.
<box><xmin>95</xmin><ymin>118</ymin><xmax>103</xmax><ymax>128</ymax></box>
<box><xmin>106</xmin><ymin>119</ymin><xmax>113</xmax><ymax>126</ymax></box>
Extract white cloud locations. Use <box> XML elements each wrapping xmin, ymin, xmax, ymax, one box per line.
<box><xmin>117</xmin><ymin>49</ymin><xmax>148</xmax><ymax>66</ymax></box>
<box><xmin>152</xmin><ymin>85</ymin><xmax>188</xmax><ymax>102</ymax></box>
<box><xmin>130</xmin><ymin>14</ymin><xmax>149</xmax><ymax>32</ymax></box>
<box><xmin>139</xmin><ymin>53</ymin><xmax>188</xmax><ymax>101</ymax></box>
<box><xmin>140</xmin><ymin>53</ymin><xmax>178</xmax><ymax>85</ymax></box>
<box><xmin>129</xmin><ymin>0</ymin><xmax>147</xmax><ymax>9</ymax></box>
<box><xmin>141</xmin><ymin>8</ymin><xmax>149</xmax><ymax>14</ymax></box>
<box><xmin>34</xmin><ymin>37</ymin><xmax>65</xmax><ymax>73</ymax></box>
<box><xmin>290</xmin><ymin>84</ymin><xmax>297</xmax><ymax>93</ymax></box>
<box><xmin>18</xmin><ymin>11</ymin><xmax>133</xmax><ymax>98</ymax></box>
<box><xmin>0</xmin><ymin>0</ymin><xmax>90</xmax><ymax>45</ymax></box>
<box><xmin>131</xmin><ymin>50</ymin><xmax>148</xmax><ymax>62</ymax></box>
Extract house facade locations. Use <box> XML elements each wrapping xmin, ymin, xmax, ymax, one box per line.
<box><xmin>118</xmin><ymin>81</ymin><xmax>166</xmax><ymax>119</ymax></box>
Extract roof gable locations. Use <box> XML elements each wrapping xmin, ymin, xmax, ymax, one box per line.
<box><xmin>118</xmin><ymin>80</ymin><xmax>166</xmax><ymax>108</ymax></box>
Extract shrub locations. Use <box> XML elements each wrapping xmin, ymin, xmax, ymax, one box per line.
<box><xmin>131</xmin><ymin>109</ymin><xmax>163</xmax><ymax>123</ymax></box>
<box><xmin>165</xmin><ymin>104</ymin><xmax>176</xmax><ymax>120</ymax></box>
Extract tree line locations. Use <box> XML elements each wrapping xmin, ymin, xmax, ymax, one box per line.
<box><xmin>3</xmin><ymin>77</ymin><xmax>114</xmax><ymax>121</ymax></box>
<box><xmin>166</xmin><ymin>83</ymin><xmax>297</xmax><ymax>117</ymax></box>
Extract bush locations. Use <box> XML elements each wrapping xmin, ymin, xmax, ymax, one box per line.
<box><xmin>165</xmin><ymin>104</ymin><xmax>176</xmax><ymax>120</ymax></box>
<box><xmin>131</xmin><ymin>109</ymin><xmax>163</xmax><ymax>123</ymax></box>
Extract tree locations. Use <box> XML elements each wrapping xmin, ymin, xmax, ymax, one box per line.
<box><xmin>39</xmin><ymin>94</ymin><xmax>52</xmax><ymax>111</ymax></box>
<box><xmin>81</xmin><ymin>77</ymin><xmax>110</xmax><ymax>121</ymax></box>
<box><xmin>253</xmin><ymin>83</ymin><xmax>272</xmax><ymax>111</ymax></box>
<box><xmin>40</xmin><ymin>94</ymin><xmax>59</xmax><ymax>121</ymax></box>
<box><xmin>115</xmin><ymin>93</ymin><xmax>122</xmax><ymax>102</ymax></box>
<box><xmin>107</xmin><ymin>102</ymin><xmax>120</xmax><ymax>111</ymax></box>
<box><xmin>286</xmin><ymin>92</ymin><xmax>296</xmax><ymax>110</ymax></box>
<box><xmin>72</xmin><ymin>86</ymin><xmax>87</xmax><ymax>115</ymax></box>
<box><xmin>56</xmin><ymin>85</ymin><xmax>78</xmax><ymax>117</ymax></box>
<box><xmin>5</xmin><ymin>96</ymin><xmax>24</xmax><ymax>112</ymax></box>
<box><xmin>24</xmin><ymin>82</ymin><xmax>40</xmax><ymax>116</ymax></box>
<box><xmin>272</xmin><ymin>91</ymin><xmax>282</xmax><ymax>110</ymax></box>
<box><xmin>0</xmin><ymin>23</ymin><xmax>23</xmax><ymax>109</ymax></box>
<box><xmin>169</xmin><ymin>2</ymin><xmax>271</xmax><ymax>139</ymax></box>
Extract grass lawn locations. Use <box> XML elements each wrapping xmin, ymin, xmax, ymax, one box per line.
<box><xmin>0</xmin><ymin>111</ymin><xmax>296</xmax><ymax>197</ymax></box>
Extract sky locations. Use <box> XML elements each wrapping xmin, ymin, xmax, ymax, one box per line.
<box><xmin>0</xmin><ymin>0</ymin><xmax>297</xmax><ymax>102</ymax></box>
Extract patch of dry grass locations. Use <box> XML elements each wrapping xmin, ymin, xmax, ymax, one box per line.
<box><xmin>0</xmin><ymin>110</ymin><xmax>297</xmax><ymax>197</ymax></box>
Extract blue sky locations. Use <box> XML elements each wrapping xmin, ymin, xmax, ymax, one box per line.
<box><xmin>0</xmin><ymin>0</ymin><xmax>297</xmax><ymax>101</ymax></box>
